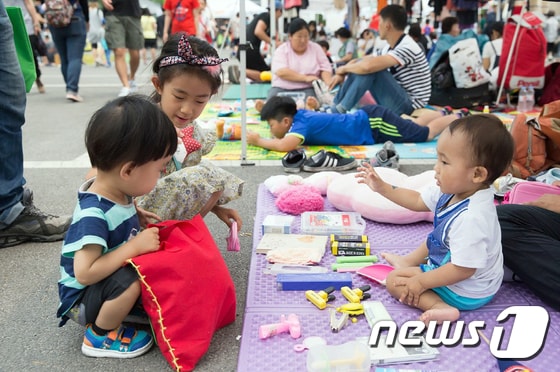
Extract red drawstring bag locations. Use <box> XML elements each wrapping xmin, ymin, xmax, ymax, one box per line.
<box><xmin>128</xmin><ymin>215</ymin><xmax>236</xmax><ymax>371</ymax></box>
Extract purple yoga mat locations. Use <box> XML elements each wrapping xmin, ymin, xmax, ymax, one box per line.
<box><xmin>238</xmin><ymin>184</ymin><xmax>560</xmax><ymax>371</ymax></box>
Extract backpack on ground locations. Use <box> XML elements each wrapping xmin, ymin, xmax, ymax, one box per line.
<box><xmin>44</xmin><ymin>0</ymin><xmax>74</xmax><ymax>28</ymax></box>
<box><xmin>509</xmin><ymin>100</ymin><xmax>560</xmax><ymax>179</ymax></box>
<box><xmin>429</xmin><ymin>39</ymin><xmax>492</xmax><ymax>108</ymax></box>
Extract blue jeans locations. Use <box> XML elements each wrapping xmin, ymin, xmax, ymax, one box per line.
<box><xmin>49</xmin><ymin>11</ymin><xmax>86</xmax><ymax>93</ymax></box>
<box><xmin>333</xmin><ymin>69</ymin><xmax>414</xmax><ymax>115</ymax></box>
<box><xmin>0</xmin><ymin>0</ymin><xmax>27</xmax><ymax>228</ymax></box>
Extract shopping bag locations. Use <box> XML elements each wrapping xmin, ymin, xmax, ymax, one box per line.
<box><xmin>448</xmin><ymin>38</ymin><xmax>490</xmax><ymax>89</ymax></box>
<box><xmin>6</xmin><ymin>7</ymin><xmax>36</xmax><ymax>92</ymax></box>
<box><xmin>128</xmin><ymin>215</ymin><xmax>236</xmax><ymax>372</ymax></box>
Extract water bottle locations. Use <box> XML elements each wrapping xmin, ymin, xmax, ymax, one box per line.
<box><xmin>526</xmin><ymin>85</ymin><xmax>535</xmax><ymax>112</ymax></box>
<box><xmin>517</xmin><ymin>85</ymin><xmax>527</xmax><ymax>112</ymax></box>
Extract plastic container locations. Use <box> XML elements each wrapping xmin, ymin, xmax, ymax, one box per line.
<box><xmin>517</xmin><ymin>85</ymin><xmax>527</xmax><ymax>112</ymax></box>
<box><xmin>306</xmin><ymin>340</ymin><xmax>371</xmax><ymax>372</ymax></box>
<box><xmin>526</xmin><ymin>85</ymin><xmax>535</xmax><ymax>112</ymax></box>
<box><xmin>261</xmin><ymin>215</ymin><xmax>294</xmax><ymax>234</ymax></box>
<box><xmin>300</xmin><ymin>212</ymin><xmax>366</xmax><ymax>235</ymax></box>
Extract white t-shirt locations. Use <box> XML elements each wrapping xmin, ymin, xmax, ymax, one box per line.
<box><xmin>421</xmin><ymin>186</ymin><xmax>504</xmax><ymax>298</ymax></box>
<box><xmin>482</xmin><ymin>38</ymin><xmax>502</xmax><ymax>90</ymax></box>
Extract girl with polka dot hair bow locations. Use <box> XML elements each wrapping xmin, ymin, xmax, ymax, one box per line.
<box><xmin>136</xmin><ymin>33</ymin><xmax>244</xmax><ymax>230</ymax></box>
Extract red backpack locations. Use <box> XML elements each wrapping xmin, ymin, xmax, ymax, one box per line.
<box><xmin>498</xmin><ymin>12</ymin><xmax>546</xmax><ymax>90</ymax></box>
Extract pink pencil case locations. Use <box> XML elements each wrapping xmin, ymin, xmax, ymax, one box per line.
<box><xmin>503</xmin><ymin>181</ymin><xmax>560</xmax><ymax>204</ymax></box>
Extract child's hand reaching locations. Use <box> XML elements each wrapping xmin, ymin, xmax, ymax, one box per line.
<box><xmin>355</xmin><ymin>161</ymin><xmax>388</xmax><ymax>193</ymax></box>
<box><xmin>134</xmin><ymin>201</ymin><xmax>162</xmax><ymax>228</ymax></box>
<box><xmin>212</xmin><ymin>205</ymin><xmax>243</xmax><ymax>230</ymax></box>
<box><xmin>130</xmin><ymin>227</ymin><xmax>161</xmax><ymax>255</ymax></box>
<box><xmin>247</xmin><ymin>131</ymin><xmax>261</xmax><ymax>146</ymax></box>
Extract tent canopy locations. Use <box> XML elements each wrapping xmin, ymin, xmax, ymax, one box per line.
<box><xmin>207</xmin><ymin>0</ymin><xmax>266</xmax><ymax>19</ymax></box>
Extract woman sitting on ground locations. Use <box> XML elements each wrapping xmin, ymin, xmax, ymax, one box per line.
<box><xmin>267</xmin><ymin>18</ymin><xmax>333</xmax><ymax>100</ymax></box>
<box><xmin>334</xmin><ymin>26</ymin><xmax>358</xmax><ymax>66</ymax></box>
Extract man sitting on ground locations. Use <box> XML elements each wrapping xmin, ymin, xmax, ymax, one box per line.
<box><xmin>326</xmin><ymin>5</ymin><xmax>431</xmax><ymax>115</ymax></box>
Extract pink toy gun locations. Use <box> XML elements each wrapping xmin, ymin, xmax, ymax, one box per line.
<box><xmin>258</xmin><ymin>314</ymin><xmax>301</xmax><ymax>340</ymax></box>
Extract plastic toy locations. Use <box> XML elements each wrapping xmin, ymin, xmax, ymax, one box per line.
<box><xmin>305</xmin><ymin>286</ymin><xmax>335</xmax><ymax>310</ymax></box>
<box><xmin>341</xmin><ymin>285</ymin><xmax>371</xmax><ymax>303</ymax></box>
<box><xmin>258</xmin><ymin>314</ymin><xmax>301</xmax><ymax>340</ymax></box>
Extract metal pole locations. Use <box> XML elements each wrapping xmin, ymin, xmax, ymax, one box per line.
<box><xmin>239</xmin><ymin>0</ymin><xmax>253</xmax><ymax>165</ymax></box>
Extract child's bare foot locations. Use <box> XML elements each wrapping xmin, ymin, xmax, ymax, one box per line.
<box><xmin>255</xmin><ymin>99</ymin><xmax>265</xmax><ymax>113</ymax></box>
<box><xmin>420</xmin><ymin>307</ymin><xmax>460</xmax><ymax>325</ymax></box>
<box><xmin>306</xmin><ymin>96</ymin><xmax>320</xmax><ymax>110</ymax></box>
<box><xmin>381</xmin><ymin>252</ymin><xmax>410</xmax><ymax>269</ymax></box>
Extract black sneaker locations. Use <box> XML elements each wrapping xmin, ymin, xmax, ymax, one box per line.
<box><xmin>302</xmin><ymin>150</ymin><xmax>357</xmax><ymax>172</ymax></box>
<box><xmin>228</xmin><ymin>65</ymin><xmax>240</xmax><ymax>84</ymax></box>
<box><xmin>0</xmin><ymin>190</ymin><xmax>71</xmax><ymax>248</ymax></box>
<box><xmin>282</xmin><ymin>149</ymin><xmax>306</xmax><ymax>173</ymax></box>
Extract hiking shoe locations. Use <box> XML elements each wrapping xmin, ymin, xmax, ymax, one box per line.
<box><xmin>370</xmin><ymin>141</ymin><xmax>399</xmax><ymax>170</ymax></box>
<box><xmin>228</xmin><ymin>65</ymin><xmax>240</xmax><ymax>84</ymax></box>
<box><xmin>0</xmin><ymin>192</ymin><xmax>71</xmax><ymax>248</ymax></box>
<box><xmin>82</xmin><ymin>324</ymin><xmax>153</xmax><ymax>358</ymax></box>
<box><xmin>282</xmin><ymin>149</ymin><xmax>307</xmax><ymax>173</ymax></box>
<box><xmin>302</xmin><ymin>150</ymin><xmax>357</xmax><ymax>172</ymax></box>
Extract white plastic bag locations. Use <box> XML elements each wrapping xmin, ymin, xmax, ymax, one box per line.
<box><xmin>449</xmin><ymin>38</ymin><xmax>491</xmax><ymax>89</ymax></box>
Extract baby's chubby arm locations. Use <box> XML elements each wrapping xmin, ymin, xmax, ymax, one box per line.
<box><xmin>247</xmin><ymin>131</ymin><xmax>302</xmax><ymax>152</ymax></box>
<box><xmin>73</xmin><ymin>228</ymin><xmax>160</xmax><ymax>286</ymax></box>
<box><xmin>356</xmin><ymin>162</ymin><xmax>429</xmax><ymax>212</ymax></box>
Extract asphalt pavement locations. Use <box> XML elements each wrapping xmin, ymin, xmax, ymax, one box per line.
<box><xmin>0</xmin><ymin>60</ymin><xmax>432</xmax><ymax>371</ymax></box>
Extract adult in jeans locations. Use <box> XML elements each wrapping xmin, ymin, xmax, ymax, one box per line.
<box><xmin>102</xmin><ymin>0</ymin><xmax>144</xmax><ymax>97</ymax></box>
<box><xmin>48</xmin><ymin>0</ymin><xmax>88</xmax><ymax>102</ymax></box>
<box><xmin>0</xmin><ymin>0</ymin><xmax>71</xmax><ymax>248</ymax></box>
<box><xmin>497</xmin><ymin>193</ymin><xmax>560</xmax><ymax>311</ymax></box>
<box><xmin>267</xmin><ymin>18</ymin><xmax>332</xmax><ymax>100</ymax></box>
<box><xmin>328</xmin><ymin>5</ymin><xmax>431</xmax><ymax>116</ymax></box>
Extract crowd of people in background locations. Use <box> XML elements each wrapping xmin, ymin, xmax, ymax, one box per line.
<box><xmin>9</xmin><ymin>0</ymin><xmax>560</xmax><ymax>106</ymax></box>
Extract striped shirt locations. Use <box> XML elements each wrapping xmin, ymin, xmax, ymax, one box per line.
<box><xmin>57</xmin><ymin>179</ymin><xmax>140</xmax><ymax>318</ymax></box>
<box><xmin>379</xmin><ymin>34</ymin><xmax>431</xmax><ymax>109</ymax></box>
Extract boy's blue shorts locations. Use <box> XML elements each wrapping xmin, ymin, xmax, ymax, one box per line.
<box><xmin>361</xmin><ymin>104</ymin><xmax>430</xmax><ymax>143</ymax></box>
<box><xmin>420</xmin><ymin>264</ymin><xmax>494</xmax><ymax>310</ymax></box>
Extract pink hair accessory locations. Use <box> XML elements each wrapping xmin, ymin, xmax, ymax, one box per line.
<box><xmin>159</xmin><ymin>34</ymin><xmax>228</xmax><ymax>75</ymax></box>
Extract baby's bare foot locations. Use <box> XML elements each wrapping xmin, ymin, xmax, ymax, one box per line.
<box><xmin>306</xmin><ymin>96</ymin><xmax>320</xmax><ymax>110</ymax></box>
<box><xmin>381</xmin><ymin>252</ymin><xmax>409</xmax><ymax>269</ymax></box>
<box><xmin>419</xmin><ymin>307</ymin><xmax>460</xmax><ymax>325</ymax></box>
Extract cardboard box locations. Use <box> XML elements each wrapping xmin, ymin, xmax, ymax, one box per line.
<box><xmin>261</xmin><ymin>215</ymin><xmax>294</xmax><ymax>235</ymax></box>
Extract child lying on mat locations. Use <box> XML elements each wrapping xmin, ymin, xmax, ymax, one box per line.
<box><xmin>356</xmin><ymin>115</ymin><xmax>514</xmax><ymax>324</ymax></box>
<box><xmin>247</xmin><ymin>95</ymin><xmax>467</xmax><ymax>152</ymax></box>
